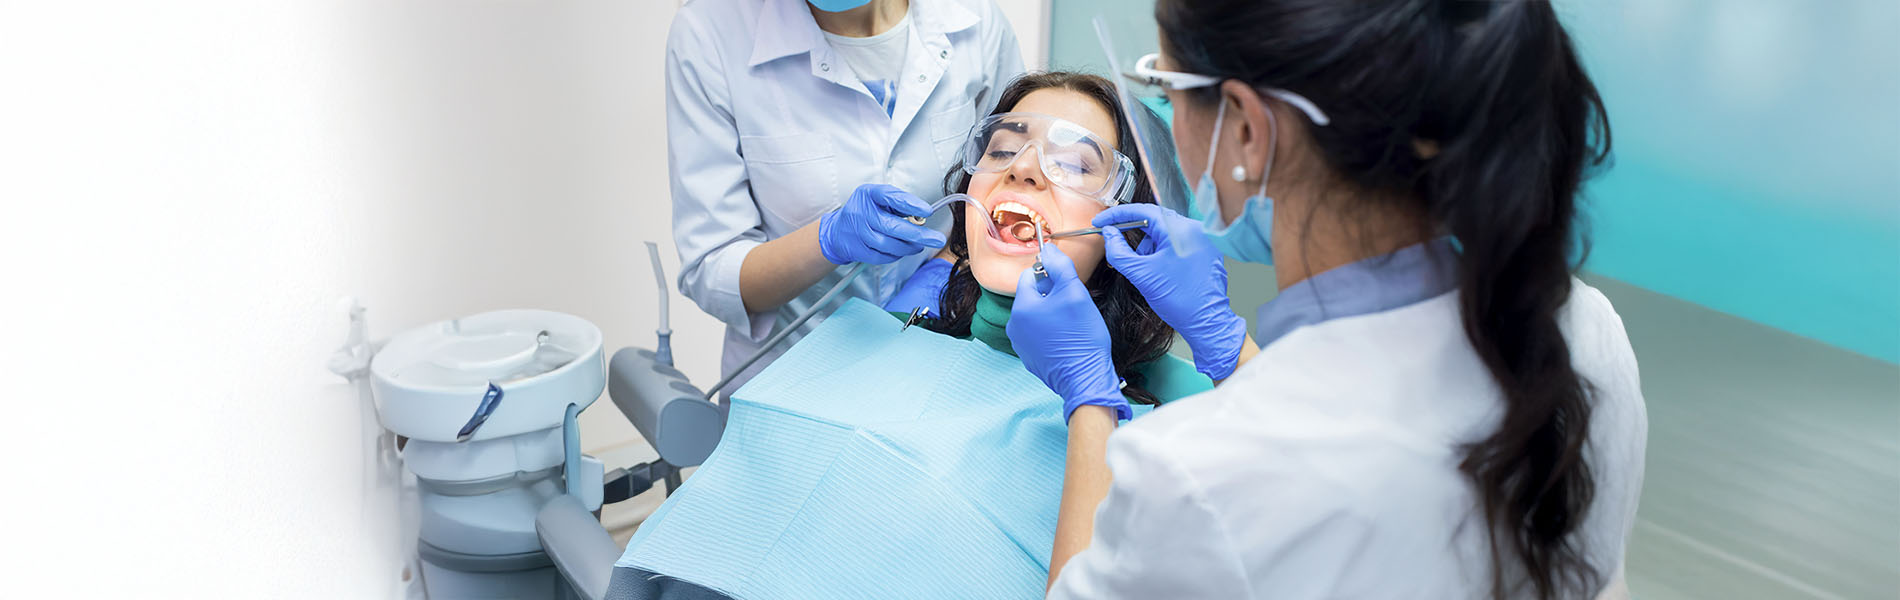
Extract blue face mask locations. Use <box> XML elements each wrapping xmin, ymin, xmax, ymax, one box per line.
<box><xmin>808</xmin><ymin>0</ymin><xmax>873</xmax><ymax>12</ymax></box>
<box><xmin>1191</xmin><ymin>101</ymin><xmax>1277</xmax><ymax>265</ymax></box>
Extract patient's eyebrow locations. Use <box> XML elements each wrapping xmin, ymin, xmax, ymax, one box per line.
<box><xmin>1075</xmin><ymin>135</ymin><xmax>1103</xmax><ymax>156</ymax></box>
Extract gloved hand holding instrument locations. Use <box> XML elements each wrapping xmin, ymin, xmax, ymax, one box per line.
<box><xmin>1007</xmin><ymin>242</ymin><xmax>1131</xmax><ymax>424</ymax></box>
<box><xmin>1091</xmin><ymin>203</ymin><xmax>1249</xmax><ymax>381</ymax></box>
<box><xmin>818</xmin><ymin>183</ymin><xmax>948</xmax><ymax>266</ymax></box>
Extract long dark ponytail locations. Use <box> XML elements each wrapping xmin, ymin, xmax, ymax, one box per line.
<box><xmin>1156</xmin><ymin>1</ymin><xmax>1611</xmax><ymax>597</ymax></box>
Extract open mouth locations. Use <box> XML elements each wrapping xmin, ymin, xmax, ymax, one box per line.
<box><xmin>990</xmin><ymin>201</ymin><xmax>1051</xmax><ymax>245</ymax></box>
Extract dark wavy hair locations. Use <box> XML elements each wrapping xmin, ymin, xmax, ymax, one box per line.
<box><xmin>922</xmin><ymin>71</ymin><xmax>1175</xmax><ymax>406</ymax></box>
<box><xmin>1157</xmin><ymin>0</ymin><xmax>1611</xmax><ymax>597</ymax></box>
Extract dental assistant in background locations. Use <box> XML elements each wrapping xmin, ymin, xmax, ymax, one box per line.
<box><xmin>1011</xmin><ymin>1</ymin><xmax>1648</xmax><ymax>598</ymax></box>
<box><xmin>666</xmin><ymin>0</ymin><xmax>1023</xmax><ymax>392</ymax></box>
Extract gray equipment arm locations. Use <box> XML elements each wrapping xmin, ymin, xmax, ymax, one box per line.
<box><xmin>536</xmin><ymin>494</ymin><xmax>620</xmax><ymax>600</ymax></box>
<box><xmin>610</xmin><ymin>247</ymin><xmax>865</xmax><ymax>470</ymax></box>
<box><xmin>608</xmin><ymin>348</ymin><xmax>725</xmax><ymax>468</ymax></box>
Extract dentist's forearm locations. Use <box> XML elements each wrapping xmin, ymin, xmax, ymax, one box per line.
<box><xmin>739</xmin><ymin>222</ymin><xmax>838</xmax><ymax>314</ymax></box>
<box><xmin>1047</xmin><ymin>405</ymin><xmax>1115</xmax><ymax>591</ymax></box>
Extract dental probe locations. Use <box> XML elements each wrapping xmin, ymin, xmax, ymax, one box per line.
<box><xmin>1027</xmin><ymin>219</ymin><xmax>1151</xmax><ymax>292</ymax></box>
<box><xmin>1012</xmin><ymin>219</ymin><xmax>1152</xmax><ymax>241</ymax></box>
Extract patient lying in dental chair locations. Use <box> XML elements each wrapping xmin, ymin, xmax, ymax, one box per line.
<box><xmin>608</xmin><ymin>72</ymin><xmax>1209</xmax><ymax>600</ymax></box>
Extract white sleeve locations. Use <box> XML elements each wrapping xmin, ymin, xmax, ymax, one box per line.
<box><xmin>664</xmin><ymin>11</ymin><xmax>770</xmax><ymax>337</ymax></box>
<box><xmin>1049</xmin><ymin>415</ymin><xmax>1387</xmax><ymax>599</ymax></box>
<box><xmin>1047</xmin><ymin>427</ymin><xmax>1251</xmax><ymax>599</ymax></box>
<box><xmin>1565</xmin><ymin>281</ymin><xmax>1650</xmax><ymax>595</ymax></box>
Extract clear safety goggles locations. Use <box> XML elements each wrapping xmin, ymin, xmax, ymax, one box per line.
<box><xmin>1126</xmin><ymin>53</ymin><xmax>1332</xmax><ymax>127</ymax></box>
<box><xmin>960</xmin><ymin>112</ymin><xmax>1136</xmax><ymax>206</ymax></box>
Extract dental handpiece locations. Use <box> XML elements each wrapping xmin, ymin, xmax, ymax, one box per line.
<box><xmin>1032</xmin><ymin>226</ymin><xmax>1050</xmax><ymax>291</ymax></box>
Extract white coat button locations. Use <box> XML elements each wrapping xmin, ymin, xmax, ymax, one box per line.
<box><xmin>917</xmin><ymin>74</ymin><xmax>926</xmax><ymax>83</ymax></box>
<box><xmin>939</xmin><ymin>49</ymin><xmax>949</xmax><ymax>59</ymax></box>
<box><xmin>820</xmin><ymin>62</ymin><xmax>830</xmax><ymax>72</ymax></box>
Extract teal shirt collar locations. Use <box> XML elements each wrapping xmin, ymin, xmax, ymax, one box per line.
<box><xmin>958</xmin><ymin>290</ymin><xmax>1216</xmax><ymax>403</ymax></box>
<box><xmin>969</xmin><ymin>290</ymin><xmax>1015</xmax><ymax>357</ymax></box>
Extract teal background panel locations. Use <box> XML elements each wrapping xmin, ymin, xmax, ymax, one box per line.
<box><xmin>1046</xmin><ymin>0</ymin><xmax>1900</xmax><ymax>362</ymax></box>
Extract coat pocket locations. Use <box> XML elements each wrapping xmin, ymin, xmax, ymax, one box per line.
<box><xmin>928</xmin><ymin>99</ymin><xmax>977</xmax><ymax>174</ymax></box>
<box><xmin>741</xmin><ymin>131</ymin><xmax>840</xmax><ymax>229</ymax></box>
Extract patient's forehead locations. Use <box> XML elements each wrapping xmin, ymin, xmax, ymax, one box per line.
<box><xmin>1011</xmin><ymin>88</ymin><xmax>1118</xmax><ymax>150</ymax></box>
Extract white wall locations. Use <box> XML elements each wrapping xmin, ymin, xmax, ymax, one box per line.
<box><xmin>2</xmin><ymin>1</ymin><xmax>388</xmax><ymax>597</ymax></box>
<box><xmin>996</xmin><ymin>0</ymin><xmax>1052</xmax><ymax>70</ymax></box>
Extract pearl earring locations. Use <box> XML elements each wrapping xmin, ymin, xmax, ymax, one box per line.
<box><xmin>1230</xmin><ymin>165</ymin><xmax>1247</xmax><ymax>182</ymax></box>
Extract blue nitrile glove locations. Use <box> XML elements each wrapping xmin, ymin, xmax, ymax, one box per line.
<box><xmin>1007</xmin><ymin>243</ymin><xmax>1131</xmax><ymax>423</ymax></box>
<box><xmin>1094</xmin><ymin>204</ymin><xmax>1248</xmax><ymax>381</ymax></box>
<box><xmin>818</xmin><ymin>184</ymin><xmax>948</xmax><ymax>265</ymax></box>
<box><xmin>881</xmin><ymin>256</ymin><xmax>954</xmax><ymax>316</ymax></box>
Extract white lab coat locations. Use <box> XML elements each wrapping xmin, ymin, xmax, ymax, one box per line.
<box><xmin>1049</xmin><ymin>281</ymin><xmax>1648</xmax><ymax>599</ymax></box>
<box><xmin>664</xmin><ymin>0</ymin><xmax>1023</xmax><ymax>392</ymax></box>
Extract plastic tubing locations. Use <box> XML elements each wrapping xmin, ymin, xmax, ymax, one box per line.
<box><xmin>702</xmin><ymin>262</ymin><xmax>870</xmax><ymax>401</ymax></box>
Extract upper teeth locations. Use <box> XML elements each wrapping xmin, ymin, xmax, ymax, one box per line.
<box><xmin>991</xmin><ymin>201</ymin><xmax>1046</xmax><ymax>232</ymax></box>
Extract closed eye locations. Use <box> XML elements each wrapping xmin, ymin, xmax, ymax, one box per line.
<box><xmin>1049</xmin><ymin>152</ymin><xmax>1099</xmax><ymax>175</ymax></box>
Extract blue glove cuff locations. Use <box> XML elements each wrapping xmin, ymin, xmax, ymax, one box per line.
<box><xmin>816</xmin><ymin>211</ymin><xmax>847</xmax><ymax>266</ymax></box>
<box><xmin>1064</xmin><ymin>395</ymin><xmax>1133</xmax><ymax>424</ymax></box>
<box><xmin>1191</xmin><ymin>315</ymin><xmax>1249</xmax><ymax>381</ymax></box>
<box><xmin>1064</xmin><ymin>376</ymin><xmax>1133</xmax><ymax>425</ymax></box>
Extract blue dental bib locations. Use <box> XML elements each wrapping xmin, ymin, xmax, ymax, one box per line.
<box><xmin>612</xmin><ymin>298</ymin><xmax>1155</xmax><ymax>599</ymax></box>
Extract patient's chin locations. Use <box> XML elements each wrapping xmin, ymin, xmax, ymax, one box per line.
<box><xmin>971</xmin><ymin>259</ymin><xmax>1026</xmax><ymax>297</ymax></box>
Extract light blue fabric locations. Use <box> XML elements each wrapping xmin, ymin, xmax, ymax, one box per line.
<box><xmin>1193</xmin><ymin>101</ymin><xmax>1277</xmax><ymax>265</ymax></box>
<box><xmin>879</xmin><ymin>256</ymin><xmax>952</xmax><ymax>317</ymax></box>
<box><xmin>806</xmin><ymin>0</ymin><xmax>871</xmax><ymax>12</ymax></box>
<box><xmin>613</xmin><ymin>298</ymin><xmax>1155</xmax><ymax>599</ymax></box>
<box><xmin>1254</xmin><ymin>237</ymin><xmax>1461</xmax><ymax>348</ymax></box>
<box><xmin>865</xmin><ymin>79</ymin><xmax>897</xmax><ymax>116</ymax></box>
<box><xmin>1196</xmin><ymin>171</ymin><xmax>1275</xmax><ymax>265</ymax></box>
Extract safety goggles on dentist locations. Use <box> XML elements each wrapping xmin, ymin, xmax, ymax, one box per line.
<box><xmin>1125</xmin><ymin>53</ymin><xmax>1332</xmax><ymax>127</ymax></box>
<box><xmin>960</xmin><ymin>112</ymin><xmax>1136</xmax><ymax>206</ymax></box>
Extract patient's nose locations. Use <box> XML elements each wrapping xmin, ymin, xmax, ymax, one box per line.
<box><xmin>1005</xmin><ymin>145</ymin><xmax>1046</xmax><ymax>189</ymax></box>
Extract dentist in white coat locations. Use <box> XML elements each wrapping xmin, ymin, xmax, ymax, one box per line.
<box><xmin>1005</xmin><ymin>1</ymin><xmax>1649</xmax><ymax>598</ymax></box>
<box><xmin>665</xmin><ymin>0</ymin><xmax>1022</xmax><ymax>392</ymax></box>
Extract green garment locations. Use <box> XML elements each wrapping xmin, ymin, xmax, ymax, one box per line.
<box><xmin>890</xmin><ymin>290</ymin><xmax>1213</xmax><ymax>403</ymax></box>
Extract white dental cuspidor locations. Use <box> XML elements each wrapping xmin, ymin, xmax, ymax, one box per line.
<box><xmin>368</xmin><ymin>310</ymin><xmax>607</xmax><ymax>597</ymax></box>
